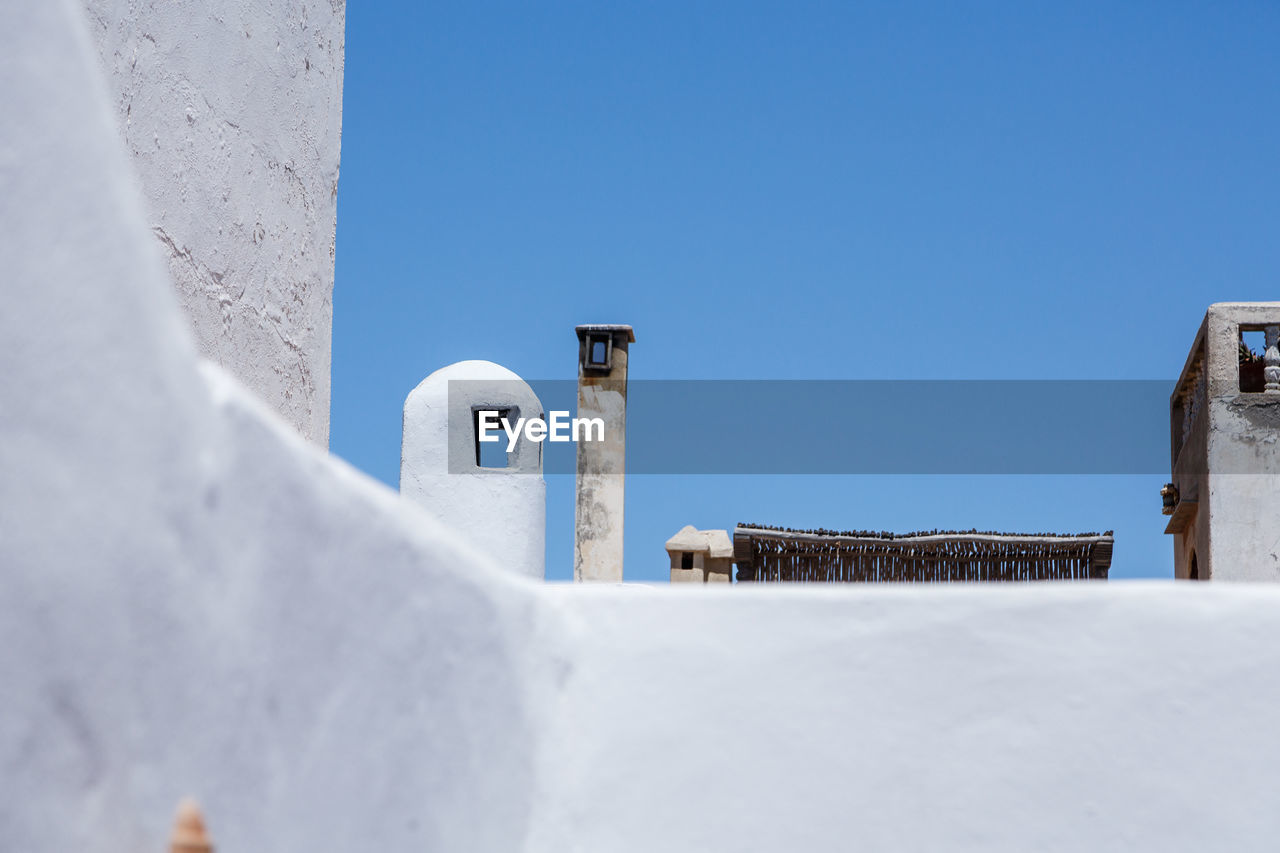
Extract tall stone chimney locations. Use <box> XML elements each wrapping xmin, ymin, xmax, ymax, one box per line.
<box><xmin>573</xmin><ymin>324</ymin><xmax>634</xmax><ymax>582</ymax></box>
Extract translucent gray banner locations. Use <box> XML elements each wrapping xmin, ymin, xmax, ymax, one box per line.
<box><xmin>446</xmin><ymin>380</ymin><xmax>1185</xmax><ymax>474</ymax></box>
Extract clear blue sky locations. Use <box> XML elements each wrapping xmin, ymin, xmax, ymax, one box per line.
<box><xmin>332</xmin><ymin>2</ymin><xmax>1279</xmax><ymax>582</ymax></box>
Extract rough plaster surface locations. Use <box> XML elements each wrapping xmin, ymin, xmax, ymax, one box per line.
<box><xmin>401</xmin><ymin>361</ymin><xmax>547</xmax><ymax>580</ymax></box>
<box><xmin>574</xmin><ymin>345</ymin><xmax>630</xmax><ymax>582</ymax></box>
<box><xmin>12</xmin><ymin>6</ymin><xmax>1280</xmax><ymax>852</ymax></box>
<box><xmin>1204</xmin><ymin>305</ymin><xmax>1280</xmax><ymax>579</ymax></box>
<box><xmin>82</xmin><ymin>0</ymin><xmax>344</xmax><ymax>444</ymax></box>
<box><xmin>1171</xmin><ymin>304</ymin><xmax>1280</xmax><ymax>580</ymax></box>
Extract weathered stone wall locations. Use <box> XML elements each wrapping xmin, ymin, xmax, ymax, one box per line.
<box><xmin>82</xmin><ymin>0</ymin><xmax>345</xmax><ymax>444</ymax></box>
<box><xmin>1170</xmin><ymin>303</ymin><xmax>1280</xmax><ymax>580</ymax></box>
<box><xmin>1204</xmin><ymin>305</ymin><xmax>1280</xmax><ymax>579</ymax></box>
<box><xmin>574</xmin><ymin>327</ymin><xmax>633</xmax><ymax>582</ymax></box>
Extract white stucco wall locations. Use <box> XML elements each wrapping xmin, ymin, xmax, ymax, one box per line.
<box><xmin>82</xmin><ymin>0</ymin><xmax>345</xmax><ymax>444</ymax></box>
<box><xmin>401</xmin><ymin>361</ymin><xmax>547</xmax><ymax>580</ymax></box>
<box><xmin>2</xmin><ymin>10</ymin><xmax>534</xmax><ymax>849</ymax></box>
<box><xmin>531</xmin><ymin>583</ymin><xmax>1280</xmax><ymax>852</ymax></box>
<box><xmin>12</xmin><ymin>5</ymin><xmax>1280</xmax><ymax>852</ymax></box>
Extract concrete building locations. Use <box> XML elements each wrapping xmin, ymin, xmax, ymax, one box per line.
<box><xmin>573</xmin><ymin>324</ymin><xmax>634</xmax><ymax>582</ymax></box>
<box><xmin>666</xmin><ymin>526</ymin><xmax>734</xmax><ymax>583</ymax></box>
<box><xmin>1164</xmin><ymin>303</ymin><xmax>1280</xmax><ymax>580</ymax></box>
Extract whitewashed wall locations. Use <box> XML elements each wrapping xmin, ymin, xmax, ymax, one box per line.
<box><xmin>8</xmin><ymin>4</ymin><xmax>1280</xmax><ymax>853</ymax></box>
<box><xmin>82</xmin><ymin>0</ymin><xmax>345</xmax><ymax>444</ymax></box>
<box><xmin>402</xmin><ymin>361</ymin><xmax>547</xmax><ymax>580</ymax></box>
<box><xmin>1</xmin><ymin>7</ymin><xmax>533</xmax><ymax>850</ymax></box>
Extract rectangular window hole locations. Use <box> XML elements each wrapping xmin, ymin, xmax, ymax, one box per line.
<box><xmin>585</xmin><ymin>334</ymin><xmax>611</xmax><ymax>369</ymax></box>
<box><xmin>475</xmin><ymin>408</ymin><xmax>511</xmax><ymax>469</ymax></box>
<box><xmin>681</xmin><ymin>552</ymin><xmax>694</xmax><ymax>570</ymax></box>
<box><xmin>1240</xmin><ymin>329</ymin><xmax>1265</xmax><ymax>392</ymax></box>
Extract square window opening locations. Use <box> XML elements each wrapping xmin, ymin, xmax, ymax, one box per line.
<box><xmin>681</xmin><ymin>551</ymin><xmax>694</xmax><ymax>570</ymax></box>
<box><xmin>586</xmin><ymin>335</ymin><xmax>611</xmax><ymax>369</ymax></box>
<box><xmin>475</xmin><ymin>408</ymin><xmax>512</xmax><ymax>469</ymax></box>
<box><xmin>1240</xmin><ymin>329</ymin><xmax>1266</xmax><ymax>392</ymax></box>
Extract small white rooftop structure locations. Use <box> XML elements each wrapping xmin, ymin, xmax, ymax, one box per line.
<box><xmin>401</xmin><ymin>360</ymin><xmax>546</xmax><ymax>580</ymax></box>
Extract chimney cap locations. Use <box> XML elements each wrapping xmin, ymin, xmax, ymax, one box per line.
<box><xmin>575</xmin><ymin>324</ymin><xmax>635</xmax><ymax>343</ymax></box>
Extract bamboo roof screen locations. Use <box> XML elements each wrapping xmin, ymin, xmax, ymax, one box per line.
<box><xmin>733</xmin><ymin>524</ymin><xmax>1113</xmax><ymax>583</ymax></box>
